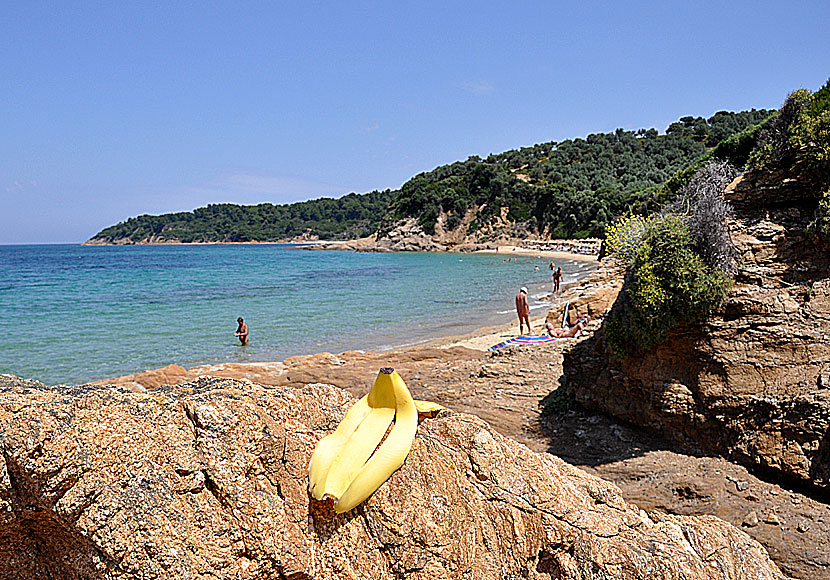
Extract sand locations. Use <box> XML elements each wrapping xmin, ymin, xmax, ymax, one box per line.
<box><xmin>475</xmin><ymin>245</ymin><xmax>599</xmax><ymax>262</ymax></box>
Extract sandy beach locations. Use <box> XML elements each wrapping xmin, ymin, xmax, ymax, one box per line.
<box><xmin>475</xmin><ymin>244</ymin><xmax>600</xmax><ymax>262</ymax></box>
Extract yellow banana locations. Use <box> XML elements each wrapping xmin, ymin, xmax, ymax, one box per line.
<box><xmin>414</xmin><ymin>399</ymin><xmax>444</xmax><ymax>418</ymax></box>
<box><xmin>308</xmin><ymin>367</ymin><xmax>436</xmax><ymax>513</ymax></box>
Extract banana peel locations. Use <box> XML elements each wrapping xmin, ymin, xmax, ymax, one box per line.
<box><xmin>308</xmin><ymin>367</ymin><xmax>444</xmax><ymax>513</ymax></box>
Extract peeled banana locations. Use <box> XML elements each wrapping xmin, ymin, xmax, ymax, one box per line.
<box><xmin>308</xmin><ymin>367</ymin><xmax>441</xmax><ymax>513</ymax></box>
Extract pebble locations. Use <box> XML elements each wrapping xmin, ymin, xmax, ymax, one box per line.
<box><xmin>742</xmin><ymin>510</ymin><xmax>759</xmax><ymax>527</ymax></box>
<box><xmin>736</xmin><ymin>480</ymin><xmax>749</xmax><ymax>491</ymax></box>
<box><xmin>765</xmin><ymin>510</ymin><xmax>781</xmax><ymax>525</ymax></box>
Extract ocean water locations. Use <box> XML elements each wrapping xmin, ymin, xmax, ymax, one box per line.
<box><xmin>0</xmin><ymin>244</ymin><xmax>596</xmax><ymax>385</ymax></box>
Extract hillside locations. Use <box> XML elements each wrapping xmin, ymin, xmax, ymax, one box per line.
<box><xmin>87</xmin><ymin>109</ymin><xmax>771</xmax><ymax>245</ymax></box>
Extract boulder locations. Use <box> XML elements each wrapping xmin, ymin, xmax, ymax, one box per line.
<box><xmin>563</xmin><ymin>170</ymin><xmax>830</xmax><ymax>490</ymax></box>
<box><xmin>0</xmin><ymin>375</ymin><xmax>786</xmax><ymax>579</ymax></box>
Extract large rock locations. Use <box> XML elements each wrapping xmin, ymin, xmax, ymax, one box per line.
<box><xmin>563</xmin><ymin>170</ymin><xmax>830</xmax><ymax>490</ymax></box>
<box><xmin>0</xmin><ymin>375</ymin><xmax>786</xmax><ymax>579</ymax></box>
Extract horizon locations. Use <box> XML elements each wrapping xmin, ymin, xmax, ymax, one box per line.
<box><xmin>2</xmin><ymin>1</ymin><xmax>829</xmax><ymax>244</ymax></box>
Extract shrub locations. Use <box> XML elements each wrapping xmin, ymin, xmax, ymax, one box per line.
<box><xmin>606</xmin><ymin>216</ymin><xmax>732</xmax><ymax>357</ymax></box>
<box><xmin>664</xmin><ymin>160</ymin><xmax>739</xmax><ymax>275</ymax></box>
<box><xmin>808</xmin><ymin>187</ymin><xmax>830</xmax><ymax>238</ymax></box>
<box><xmin>604</xmin><ymin>214</ymin><xmax>653</xmax><ymax>263</ymax></box>
<box><xmin>710</xmin><ymin>119</ymin><xmax>768</xmax><ymax>169</ymax></box>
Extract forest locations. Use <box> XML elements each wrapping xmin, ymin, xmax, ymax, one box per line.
<box><xmin>90</xmin><ymin>190</ymin><xmax>394</xmax><ymax>243</ymax></box>
<box><xmin>88</xmin><ymin>108</ymin><xmax>772</xmax><ymax>244</ymax></box>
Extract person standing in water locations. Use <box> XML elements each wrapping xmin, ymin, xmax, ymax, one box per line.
<box><xmin>235</xmin><ymin>317</ymin><xmax>249</xmax><ymax>345</ymax></box>
<box><xmin>515</xmin><ymin>287</ymin><xmax>530</xmax><ymax>335</ymax></box>
<box><xmin>553</xmin><ymin>266</ymin><xmax>562</xmax><ymax>293</ymax></box>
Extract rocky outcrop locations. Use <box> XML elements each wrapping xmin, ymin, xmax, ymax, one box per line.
<box><xmin>563</xmin><ymin>170</ymin><xmax>830</xmax><ymax>491</ymax></box>
<box><xmin>0</xmin><ymin>374</ymin><xmax>786</xmax><ymax>579</ymax></box>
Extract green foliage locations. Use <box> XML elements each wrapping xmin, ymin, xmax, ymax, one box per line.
<box><xmin>606</xmin><ymin>217</ymin><xmax>732</xmax><ymax>358</ymax></box>
<box><xmin>604</xmin><ymin>214</ymin><xmax>653</xmax><ymax>263</ymax></box>
<box><xmin>655</xmin><ymin>110</ymin><xmax>774</xmax><ymax>206</ymax></box>
<box><xmin>385</xmin><ymin>110</ymin><xmax>768</xmax><ymax>238</ymax></box>
<box><xmin>808</xmin><ymin>187</ymin><xmax>830</xmax><ymax>238</ymax></box>
<box><xmin>710</xmin><ymin>119</ymin><xmax>768</xmax><ymax>168</ymax></box>
<box><xmin>91</xmin><ymin>190</ymin><xmax>394</xmax><ymax>243</ymax></box>
<box><xmin>745</xmin><ymin>80</ymin><xmax>830</xmax><ymax>192</ymax></box>
<box><xmin>92</xmin><ymin>109</ymin><xmax>772</xmax><ymax>244</ymax></box>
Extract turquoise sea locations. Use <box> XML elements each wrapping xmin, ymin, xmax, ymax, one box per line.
<box><xmin>0</xmin><ymin>244</ymin><xmax>596</xmax><ymax>385</ymax></box>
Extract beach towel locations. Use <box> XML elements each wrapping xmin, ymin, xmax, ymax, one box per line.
<box><xmin>488</xmin><ymin>334</ymin><xmax>560</xmax><ymax>351</ymax></box>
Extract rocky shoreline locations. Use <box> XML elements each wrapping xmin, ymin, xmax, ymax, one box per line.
<box><xmin>12</xmin><ymin>258</ymin><xmax>819</xmax><ymax>578</ymax></box>
<box><xmin>8</xmin><ymin>176</ymin><xmax>830</xmax><ymax>576</ymax></box>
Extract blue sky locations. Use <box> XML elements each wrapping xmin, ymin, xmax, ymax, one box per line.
<box><xmin>2</xmin><ymin>1</ymin><xmax>828</xmax><ymax>243</ymax></box>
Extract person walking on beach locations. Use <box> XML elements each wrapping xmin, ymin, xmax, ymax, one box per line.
<box><xmin>549</xmin><ymin>261</ymin><xmax>555</xmax><ymax>271</ymax></box>
<box><xmin>235</xmin><ymin>317</ymin><xmax>249</xmax><ymax>345</ymax></box>
<box><xmin>515</xmin><ymin>287</ymin><xmax>530</xmax><ymax>335</ymax></box>
<box><xmin>553</xmin><ymin>266</ymin><xmax>562</xmax><ymax>293</ymax></box>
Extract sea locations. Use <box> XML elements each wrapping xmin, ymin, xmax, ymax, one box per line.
<box><xmin>0</xmin><ymin>244</ymin><xmax>597</xmax><ymax>385</ymax></box>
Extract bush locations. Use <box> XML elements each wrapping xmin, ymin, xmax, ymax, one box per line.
<box><xmin>664</xmin><ymin>160</ymin><xmax>739</xmax><ymax>275</ymax></box>
<box><xmin>606</xmin><ymin>216</ymin><xmax>732</xmax><ymax>357</ymax></box>
<box><xmin>604</xmin><ymin>214</ymin><xmax>652</xmax><ymax>263</ymax></box>
<box><xmin>710</xmin><ymin>119</ymin><xmax>768</xmax><ymax>169</ymax></box>
<box><xmin>808</xmin><ymin>187</ymin><xmax>830</xmax><ymax>238</ymax></box>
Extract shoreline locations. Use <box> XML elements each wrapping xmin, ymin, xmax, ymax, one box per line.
<box><xmin>91</xmin><ymin>260</ymin><xmax>612</xmax><ymax>390</ymax></box>
<box><xmin>475</xmin><ymin>245</ymin><xmax>599</xmax><ymax>262</ymax></box>
<box><xmin>81</xmin><ymin>238</ymin><xmax>601</xmax><ymax>262</ymax></box>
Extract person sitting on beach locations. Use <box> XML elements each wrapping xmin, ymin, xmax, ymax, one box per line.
<box><xmin>515</xmin><ymin>287</ymin><xmax>531</xmax><ymax>335</ymax></box>
<box><xmin>545</xmin><ymin>317</ymin><xmax>587</xmax><ymax>338</ymax></box>
<box><xmin>235</xmin><ymin>317</ymin><xmax>249</xmax><ymax>345</ymax></box>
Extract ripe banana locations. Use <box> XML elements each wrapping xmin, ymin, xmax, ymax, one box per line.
<box><xmin>308</xmin><ymin>368</ymin><xmax>441</xmax><ymax>513</ymax></box>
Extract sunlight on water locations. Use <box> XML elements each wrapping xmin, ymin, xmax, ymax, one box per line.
<box><xmin>0</xmin><ymin>245</ymin><xmax>595</xmax><ymax>384</ymax></box>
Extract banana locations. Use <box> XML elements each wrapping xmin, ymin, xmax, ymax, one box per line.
<box><xmin>414</xmin><ymin>399</ymin><xmax>445</xmax><ymax>418</ymax></box>
<box><xmin>308</xmin><ymin>367</ymin><xmax>438</xmax><ymax>513</ymax></box>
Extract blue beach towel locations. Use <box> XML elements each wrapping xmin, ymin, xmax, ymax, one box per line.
<box><xmin>488</xmin><ymin>334</ymin><xmax>560</xmax><ymax>351</ymax></box>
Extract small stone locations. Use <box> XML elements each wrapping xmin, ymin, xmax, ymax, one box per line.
<box><xmin>736</xmin><ymin>480</ymin><xmax>749</xmax><ymax>491</ymax></box>
<box><xmin>797</xmin><ymin>521</ymin><xmax>810</xmax><ymax>533</ymax></box>
<box><xmin>764</xmin><ymin>510</ymin><xmax>780</xmax><ymax>525</ymax></box>
<box><xmin>742</xmin><ymin>511</ymin><xmax>759</xmax><ymax>527</ymax></box>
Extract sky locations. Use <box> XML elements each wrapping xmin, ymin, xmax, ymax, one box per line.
<box><xmin>2</xmin><ymin>1</ymin><xmax>828</xmax><ymax>244</ymax></box>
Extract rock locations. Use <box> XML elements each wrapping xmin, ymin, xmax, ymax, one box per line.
<box><xmin>563</xmin><ymin>169</ymin><xmax>830</xmax><ymax>490</ymax></box>
<box><xmin>0</xmin><ymin>376</ymin><xmax>787</xmax><ymax>579</ymax></box>
<box><xmin>743</xmin><ymin>511</ymin><xmax>760</xmax><ymax>527</ymax></box>
<box><xmin>736</xmin><ymin>480</ymin><xmax>750</xmax><ymax>492</ymax></box>
<box><xmin>765</xmin><ymin>510</ymin><xmax>781</xmax><ymax>525</ymax></box>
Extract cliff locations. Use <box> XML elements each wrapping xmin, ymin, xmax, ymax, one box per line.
<box><xmin>562</xmin><ymin>168</ymin><xmax>830</xmax><ymax>492</ymax></box>
<box><xmin>0</xmin><ymin>374</ymin><xmax>787</xmax><ymax>579</ymax></box>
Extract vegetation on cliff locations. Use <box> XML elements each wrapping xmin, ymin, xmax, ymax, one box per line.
<box><xmin>605</xmin><ymin>163</ymin><xmax>736</xmax><ymax>357</ymax></box>
<box><xmin>384</xmin><ymin>109</ymin><xmax>770</xmax><ymax>238</ymax></box>
<box><xmin>605</xmin><ymin>79</ymin><xmax>830</xmax><ymax>357</ymax></box>
<box><xmin>89</xmin><ymin>109</ymin><xmax>770</xmax><ymax>244</ymax></box>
